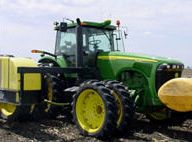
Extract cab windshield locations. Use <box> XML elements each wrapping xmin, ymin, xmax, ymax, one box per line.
<box><xmin>82</xmin><ymin>27</ymin><xmax>125</xmax><ymax>52</ymax></box>
<box><xmin>82</xmin><ymin>27</ymin><xmax>114</xmax><ymax>52</ymax></box>
<box><xmin>55</xmin><ymin>28</ymin><xmax>76</xmax><ymax>56</ymax></box>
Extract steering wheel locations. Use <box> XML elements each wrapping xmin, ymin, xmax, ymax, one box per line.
<box><xmin>88</xmin><ymin>40</ymin><xmax>101</xmax><ymax>46</ymax></box>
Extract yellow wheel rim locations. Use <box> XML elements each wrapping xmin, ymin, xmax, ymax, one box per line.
<box><xmin>112</xmin><ymin>91</ymin><xmax>123</xmax><ymax>126</ymax></box>
<box><xmin>149</xmin><ymin>108</ymin><xmax>168</xmax><ymax>120</ymax></box>
<box><xmin>0</xmin><ymin>103</ymin><xmax>16</xmax><ymax>116</ymax></box>
<box><xmin>76</xmin><ymin>89</ymin><xmax>105</xmax><ymax>133</ymax></box>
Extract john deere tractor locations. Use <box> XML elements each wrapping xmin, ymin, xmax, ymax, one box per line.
<box><xmin>0</xmin><ymin>18</ymin><xmax>186</xmax><ymax>138</ymax></box>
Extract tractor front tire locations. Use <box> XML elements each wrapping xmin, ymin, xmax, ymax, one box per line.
<box><xmin>104</xmin><ymin>80</ymin><xmax>135</xmax><ymax>133</ymax></box>
<box><xmin>72</xmin><ymin>81</ymin><xmax>117</xmax><ymax>139</ymax></box>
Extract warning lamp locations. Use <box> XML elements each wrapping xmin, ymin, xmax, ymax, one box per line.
<box><xmin>116</xmin><ymin>20</ymin><xmax>120</xmax><ymax>27</ymax></box>
<box><xmin>31</xmin><ymin>49</ymin><xmax>43</xmax><ymax>54</ymax></box>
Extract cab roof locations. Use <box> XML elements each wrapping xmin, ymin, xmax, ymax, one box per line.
<box><xmin>67</xmin><ymin>20</ymin><xmax>116</xmax><ymax>30</ymax></box>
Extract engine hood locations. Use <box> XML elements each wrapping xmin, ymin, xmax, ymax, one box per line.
<box><xmin>98</xmin><ymin>51</ymin><xmax>183</xmax><ymax>65</ymax></box>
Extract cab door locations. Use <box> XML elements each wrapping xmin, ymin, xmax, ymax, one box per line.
<box><xmin>82</xmin><ymin>27</ymin><xmax>113</xmax><ymax>68</ymax></box>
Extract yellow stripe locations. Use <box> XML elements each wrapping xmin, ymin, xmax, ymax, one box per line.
<box><xmin>98</xmin><ymin>56</ymin><xmax>158</xmax><ymax>63</ymax></box>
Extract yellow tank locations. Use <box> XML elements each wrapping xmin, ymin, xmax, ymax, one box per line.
<box><xmin>0</xmin><ymin>57</ymin><xmax>9</xmax><ymax>89</ymax></box>
<box><xmin>0</xmin><ymin>56</ymin><xmax>41</xmax><ymax>91</ymax></box>
<box><xmin>158</xmin><ymin>78</ymin><xmax>192</xmax><ymax>112</ymax></box>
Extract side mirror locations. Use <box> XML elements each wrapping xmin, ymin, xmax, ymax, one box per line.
<box><xmin>122</xmin><ymin>27</ymin><xmax>128</xmax><ymax>39</ymax></box>
<box><xmin>76</xmin><ymin>18</ymin><xmax>81</xmax><ymax>25</ymax></box>
<box><xmin>54</xmin><ymin>22</ymin><xmax>67</xmax><ymax>32</ymax></box>
<box><xmin>124</xmin><ymin>31</ymin><xmax>128</xmax><ymax>39</ymax></box>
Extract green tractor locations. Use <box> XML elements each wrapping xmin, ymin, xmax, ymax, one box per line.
<box><xmin>36</xmin><ymin>18</ymin><xmax>183</xmax><ymax>120</ymax></box>
<box><xmin>0</xmin><ymin>18</ymin><xmax>184</xmax><ymax>138</ymax></box>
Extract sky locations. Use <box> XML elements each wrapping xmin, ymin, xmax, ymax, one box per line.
<box><xmin>0</xmin><ymin>0</ymin><xmax>192</xmax><ymax>66</ymax></box>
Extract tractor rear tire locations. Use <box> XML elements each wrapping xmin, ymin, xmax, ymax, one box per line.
<box><xmin>32</xmin><ymin>74</ymin><xmax>64</xmax><ymax>120</ymax></box>
<box><xmin>103</xmin><ymin>80</ymin><xmax>135</xmax><ymax>133</ymax></box>
<box><xmin>72</xmin><ymin>81</ymin><xmax>117</xmax><ymax>139</ymax></box>
<box><xmin>44</xmin><ymin>74</ymin><xmax>64</xmax><ymax>118</ymax></box>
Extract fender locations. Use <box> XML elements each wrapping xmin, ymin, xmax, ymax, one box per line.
<box><xmin>38</xmin><ymin>55</ymin><xmax>67</xmax><ymax>68</ymax></box>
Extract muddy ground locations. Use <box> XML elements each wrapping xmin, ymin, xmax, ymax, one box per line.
<box><xmin>0</xmin><ymin>112</ymin><xmax>191</xmax><ymax>142</ymax></box>
<box><xmin>0</xmin><ymin>69</ymin><xmax>191</xmax><ymax>142</ymax></box>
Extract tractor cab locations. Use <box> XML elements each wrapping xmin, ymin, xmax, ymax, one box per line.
<box><xmin>54</xmin><ymin>19</ymin><xmax>125</xmax><ymax>68</ymax></box>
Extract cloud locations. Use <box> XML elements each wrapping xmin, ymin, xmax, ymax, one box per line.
<box><xmin>0</xmin><ymin>0</ymin><xmax>192</xmax><ymax>65</ymax></box>
<box><xmin>0</xmin><ymin>0</ymin><xmax>97</xmax><ymax>13</ymax></box>
<box><xmin>60</xmin><ymin>0</ymin><xmax>96</xmax><ymax>6</ymax></box>
<box><xmin>143</xmin><ymin>31</ymin><xmax>152</xmax><ymax>36</ymax></box>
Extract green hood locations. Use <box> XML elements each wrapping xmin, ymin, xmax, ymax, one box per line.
<box><xmin>98</xmin><ymin>51</ymin><xmax>183</xmax><ymax>65</ymax></box>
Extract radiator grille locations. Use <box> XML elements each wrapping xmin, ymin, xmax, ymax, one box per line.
<box><xmin>156</xmin><ymin>64</ymin><xmax>184</xmax><ymax>91</ymax></box>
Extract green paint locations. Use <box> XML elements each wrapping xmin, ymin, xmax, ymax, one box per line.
<box><xmin>97</xmin><ymin>51</ymin><xmax>183</xmax><ymax>112</ymax></box>
<box><xmin>67</xmin><ymin>20</ymin><xmax>115</xmax><ymax>30</ymax></box>
<box><xmin>39</xmin><ymin>19</ymin><xmax>184</xmax><ymax>113</ymax></box>
<box><xmin>39</xmin><ymin>55</ymin><xmax>67</xmax><ymax>67</ymax></box>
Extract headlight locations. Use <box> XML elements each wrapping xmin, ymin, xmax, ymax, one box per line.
<box><xmin>172</xmin><ymin>65</ymin><xmax>177</xmax><ymax>69</ymax></box>
<box><xmin>167</xmin><ymin>65</ymin><xmax>171</xmax><ymax>69</ymax></box>
<box><xmin>158</xmin><ymin>64</ymin><xmax>168</xmax><ymax>70</ymax></box>
<box><xmin>158</xmin><ymin>63</ymin><xmax>184</xmax><ymax>71</ymax></box>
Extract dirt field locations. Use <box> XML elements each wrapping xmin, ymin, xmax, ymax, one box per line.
<box><xmin>0</xmin><ymin>112</ymin><xmax>191</xmax><ymax>142</ymax></box>
<box><xmin>0</xmin><ymin>69</ymin><xmax>191</xmax><ymax>142</ymax></box>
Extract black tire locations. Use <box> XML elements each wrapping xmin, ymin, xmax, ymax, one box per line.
<box><xmin>72</xmin><ymin>81</ymin><xmax>117</xmax><ymax>139</ymax></box>
<box><xmin>32</xmin><ymin>74</ymin><xmax>64</xmax><ymax>120</ymax></box>
<box><xmin>103</xmin><ymin>80</ymin><xmax>135</xmax><ymax>133</ymax></box>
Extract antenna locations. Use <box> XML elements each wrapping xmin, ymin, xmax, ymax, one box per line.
<box><xmin>63</xmin><ymin>18</ymin><xmax>74</xmax><ymax>23</ymax></box>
